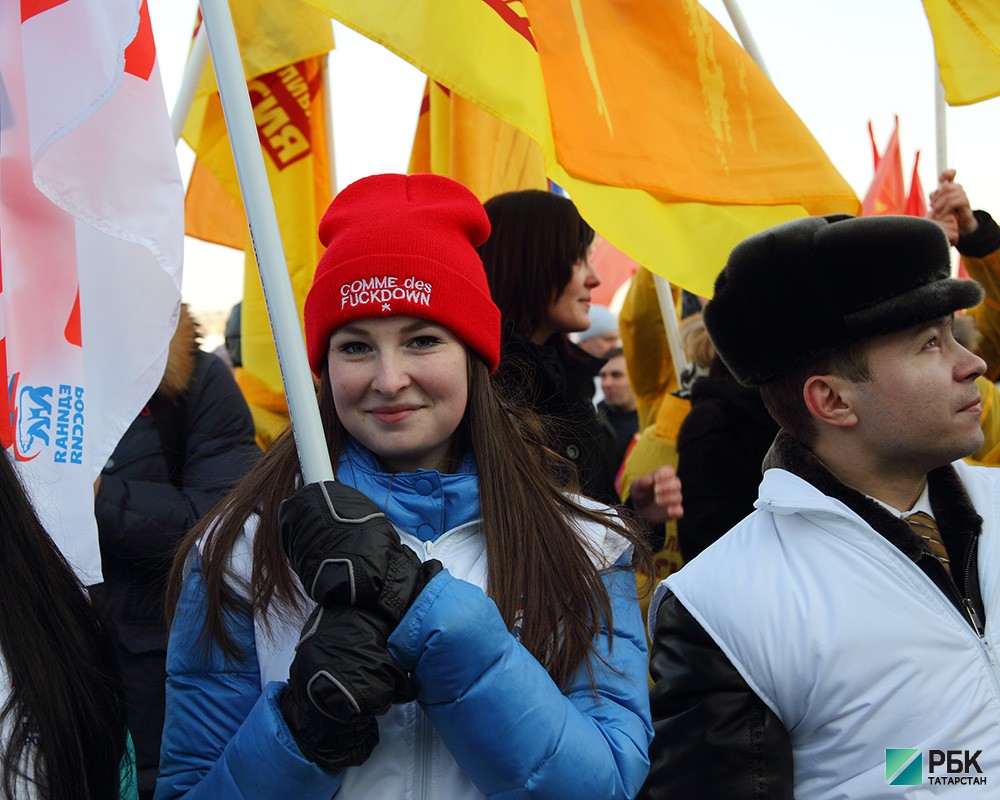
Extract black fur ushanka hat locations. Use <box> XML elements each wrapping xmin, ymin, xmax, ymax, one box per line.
<box><xmin>703</xmin><ymin>214</ymin><xmax>984</xmax><ymax>387</ymax></box>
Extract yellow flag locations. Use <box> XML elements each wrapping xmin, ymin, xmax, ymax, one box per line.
<box><xmin>305</xmin><ymin>0</ymin><xmax>858</xmax><ymax>297</ymax></box>
<box><xmin>409</xmin><ymin>79</ymin><xmax>548</xmax><ymax>201</ymax></box>
<box><xmin>922</xmin><ymin>0</ymin><xmax>1000</xmax><ymax>105</ymax></box>
<box><xmin>182</xmin><ymin>0</ymin><xmax>334</xmax><ymax>414</ymax></box>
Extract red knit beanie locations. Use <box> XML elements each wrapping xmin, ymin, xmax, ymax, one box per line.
<box><xmin>304</xmin><ymin>173</ymin><xmax>501</xmax><ymax>374</ymax></box>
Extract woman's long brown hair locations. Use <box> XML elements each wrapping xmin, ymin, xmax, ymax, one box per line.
<box><xmin>167</xmin><ymin>357</ymin><xmax>651</xmax><ymax>688</ymax></box>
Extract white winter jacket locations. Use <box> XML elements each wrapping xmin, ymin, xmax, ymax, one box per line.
<box><xmin>657</xmin><ymin>458</ymin><xmax>1000</xmax><ymax>799</ymax></box>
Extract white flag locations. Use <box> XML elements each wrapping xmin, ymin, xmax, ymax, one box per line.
<box><xmin>0</xmin><ymin>0</ymin><xmax>184</xmax><ymax>583</ymax></box>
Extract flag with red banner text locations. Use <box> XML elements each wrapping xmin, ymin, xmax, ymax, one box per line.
<box><xmin>0</xmin><ymin>0</ymin><xmax>183</xmax><ymax>583</ymax></box>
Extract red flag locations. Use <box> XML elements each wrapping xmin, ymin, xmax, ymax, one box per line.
<box><xmin>590</xmin><ymin>238</ymin><xmax>639</xmax><ymax>308</ymax></box>
<box><xmin>905</xmin><ymin>151</ymin><xmax>928</xmax><ymax>217</ymax></box>
<box><xmin>0</xmin><ymin>0</ymin><xmax>184</xmax><ymax>582</ymax></box>
<box><xmin>862</xmin><ymin>117</ymin><xmax>906</xmax><ymax>216</ymax></box>
<box><xmin>868</xmin><ymin>121</ymin><xmax>882</xmax><ymax>170</ymax></box>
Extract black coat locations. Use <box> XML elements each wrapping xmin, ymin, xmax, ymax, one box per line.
<box><xmin>675</xmin><ymin>356</ymin><xmax>779</xmax><ymax>561</ymax></box>
<box><xmin>92</xmin><ymin>314</ymin><xmax>260</xmax><ymax>795</ymax></box>
<box><xmin>495</xmin><ymin>332</ymin><xmax>620</xmax><ymax>504</ymax></box>
<box><xmin>94</xmin><ymin>350</ymin><xmax>259</xmax><ymax>638</ymax></box>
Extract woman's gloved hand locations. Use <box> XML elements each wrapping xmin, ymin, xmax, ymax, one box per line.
<box><xmin>279</xmin><ymin>481</ymin><xmax>442</xmax><ymax>627</ymax></box>
<box><xmin>280</xmin><ymin>603</ymin><xmax>414</xmax><ymax>770</ymax></box>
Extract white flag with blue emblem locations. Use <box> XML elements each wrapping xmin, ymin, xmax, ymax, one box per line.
<box><xmin>0</xmin><ymin>0</ymin><xmax>183</xmax><ymax>583</ymax></box>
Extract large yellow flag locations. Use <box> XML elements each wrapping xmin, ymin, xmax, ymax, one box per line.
<box><xmin>922</xmin><ymin>0</ymin><xmax>1000</xmax><ymax>105</ymax></box>
<box><xmin>183</xmin><ymin>1</ymin><xmax>334</xmax><ymax>443</ymax></box>
<box><xmin>306</xmin><ymin>0</ymin><xmax>857</xmax><ymax>297</ymax></box>
<box><xmin>409</xmin><ymin>79</ymin><xmax>548</xmax><ymax>201</ymax></box>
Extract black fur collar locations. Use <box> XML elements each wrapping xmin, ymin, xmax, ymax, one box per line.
<box><xmin>762</xmin><ymin>431</ymin><xmax>982</xmax><ymax>562</ymax></box>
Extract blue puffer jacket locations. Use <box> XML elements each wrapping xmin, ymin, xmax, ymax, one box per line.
<box><xmin>155</xmin><ymin>442</ymin><xmax>652</xmax><ymax>800</ymax></box>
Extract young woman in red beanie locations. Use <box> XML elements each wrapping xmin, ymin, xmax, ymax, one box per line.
<box><xmin>156</xmin><ymin>173</ymin><xmax>656</xmax><ymax>800</ymax></box>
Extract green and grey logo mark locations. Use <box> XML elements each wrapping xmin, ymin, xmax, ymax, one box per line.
<box><xmin>886</xmin><ymin>749</ymin><xmax>923</xmax><ymax>785</ymax></box>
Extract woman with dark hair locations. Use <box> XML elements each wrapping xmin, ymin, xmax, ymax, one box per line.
<box><xmin>0</xmin><ymin>449</ymin><xmax>134</xmax><ymax>799</ymax></box>
<box><xmin>479</xmin><ymin>190</ymin><xmax>683</xmax><ymax>524</ymax></box>
<box><xmin>155</xmin><ymin>174</ymin><xmax>654</xmax><ymax>799</ymax></box>
<box><xmin>477</xmin><ymin>190</ymin><xmax>621</xmax><ymax>503</ymax></box>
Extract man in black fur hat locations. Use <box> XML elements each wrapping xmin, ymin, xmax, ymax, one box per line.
<box><xmin>638</xmin><ymin>214</ymin><xmax>1000</xmax><ymax>799</ymax></box>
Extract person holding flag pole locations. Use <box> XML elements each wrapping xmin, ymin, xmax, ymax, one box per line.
<box><xmin>158</xmin><ymin>171</ymin><xmax>657</xmax><ymax>797</ymax></box>
<box><xmin>159</xmin><ymin>169</ymin><xmax>658</xmax><ymax>799</ymax></box>
<box><xmin>154</xmin><ymin>2</ymin><xmax>656</xmax><ymax>798</ymax></box>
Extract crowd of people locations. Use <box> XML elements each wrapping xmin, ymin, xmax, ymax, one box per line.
<box><xmin>5</xmin><ymin>168</ymin><xmax>1000</xmax><ymax>799</ymax></box>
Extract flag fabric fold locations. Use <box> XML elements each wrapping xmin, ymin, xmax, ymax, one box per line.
<box><xmin>182</xmin><ymin>0</ymin><xmax>334</xmax><ymax>412</ymax></box>
<box><xmin>0</xmin><ymin>0</ymin><xmax>184</xmax><ymax>582</ymax></box>
<box><xmin>306</xmin><ymin>0</ymin><xmax>858</xmax><ymax>297</ymax></box>
<box><xmin>922</xmin><ymin>0</ymin><xmax>1000</xmax><ymax>106</ymax></box>
<box><xmin>408</xmin><ymin>78</ymin><xmax>548</xmax><ymax>202</ymax></box>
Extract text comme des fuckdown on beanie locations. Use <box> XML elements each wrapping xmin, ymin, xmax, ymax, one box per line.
<box><xmin>304</xmin><ymin>173</ymin><xmax>502</xmax><ymax>375</ymax></box>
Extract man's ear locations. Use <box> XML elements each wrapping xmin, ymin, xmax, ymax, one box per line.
<box><xmin>803</xmin><ymin>375</ymin><xmax>859</xmax><ymax>428</ymax></box>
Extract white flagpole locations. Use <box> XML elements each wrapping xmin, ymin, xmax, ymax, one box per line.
<box><xmin>170</xmin><ymin>23</ymin><xmax>208</xmax><ymax>144</ymax></box>
<box><xmin>197</xmin><ymin>0</ymin><xmax>335</xmax><ymax>484</ymax></box>
<box><xmin>934</xmin><ymin>62</ymin><xmax>949</xmax><ymax>175</ymax></box>
<box><xmin>720</xmin><ymin>0</ymin><xmax>772</xmax><ymax>82</ymax></box>
<box><xmin>652</xmin><ymin>275</ymin><xmax>690</xmax><ymax>388</ymax></box>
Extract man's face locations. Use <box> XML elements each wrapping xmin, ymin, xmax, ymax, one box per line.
<box><xmin>599</xmin><ymin>354</ymin><xmax>636</xmax><ymax>412</ymax></box>
<box><xmin>845</xmin><ymin>315</ymin><xmax>985</xmax><ymax>473</ymax></box>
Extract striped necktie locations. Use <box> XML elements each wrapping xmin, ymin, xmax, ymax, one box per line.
<box><xmin>906</xmin><ymin>511</ymin><xmax>952</xmax><ymax>579</ymax></box>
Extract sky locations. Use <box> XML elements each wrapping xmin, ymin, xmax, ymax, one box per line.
<box><xmin>149</xmin><ymin>0</ymin><xmax>1000</xmax><ymax>316</ymax></box>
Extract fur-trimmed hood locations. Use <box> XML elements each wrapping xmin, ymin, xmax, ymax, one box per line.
<box><xmin>156</xmin><ymin>304</ymin><xmax>200</xmax><ymax>402</ymax></box>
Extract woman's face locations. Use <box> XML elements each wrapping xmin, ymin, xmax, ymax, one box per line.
<box><xmin>326</xmin><ymin>316</ymin><xmax>469</xmax><ymax>472</ymax></box>
<box><xmin>535</xmin><ymin>244</ymin><xmax>601</xmax><ymax>343</ymax></box>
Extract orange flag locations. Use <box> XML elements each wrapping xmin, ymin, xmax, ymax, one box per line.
<box><xmin>307</xmin><ymin>0</ymin><xmax>858</xmax><ymax>298</ymax></box>
<box><xmin>182</xmin><ymin>1</ymin><xmax>334</xmax><ymax>437</ymax></box>
<box><xmin>922</xmin><ymin>0</ymin><xmax>1000</xmax><ymax>105</ymax></box>
<box><xmin>862</xmin><ymin>118</ymin><xmax>905</xmax><ymax>216</ymax></box>
<box><xmin>409</xmin><ymin>79</ymin><xmax>548</xmax><ymax>202</ymax></box>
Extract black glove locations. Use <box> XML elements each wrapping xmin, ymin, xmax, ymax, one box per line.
<box><xmin>279</xmin><ymin>481</ymin><xmax>442</xmax><ymax>627</ymax></box>
<box><xmin>280</xmin><ymin>603</ymin><xmax>414</xmax><ymax>770</ymax></box>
